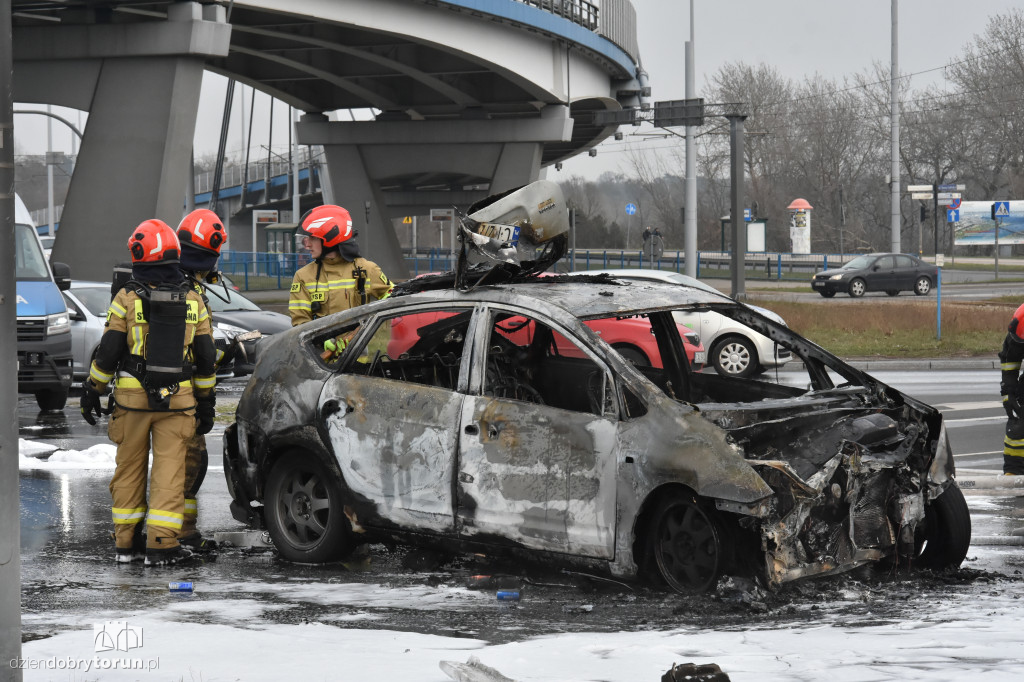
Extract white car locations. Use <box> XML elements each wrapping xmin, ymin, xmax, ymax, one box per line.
<box><xmin>572</xmin><ymin>269</ymin><xmax>791</xmax><ymax>378</ymax></box>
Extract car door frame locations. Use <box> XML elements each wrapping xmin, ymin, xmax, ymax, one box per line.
<box><xmin>456</xmin><ymin>302</ymin><xmax>620</xmax><ymax>559</ymax></box>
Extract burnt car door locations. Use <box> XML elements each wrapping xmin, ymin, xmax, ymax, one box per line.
<box><xmin>316</xmin><ymin>305</ymin><xmax>476</xmax><ymax>533</ymax></box>
<box><xmin>456</xmin><ymin>305</ymin><xmax>619</xmax><ymax>559</ymax></box>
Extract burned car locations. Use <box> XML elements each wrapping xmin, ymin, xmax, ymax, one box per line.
<box><xmin>223</xmin><ymin>272</ymin><xmax>970</xmax><ymax>592</ymax></box>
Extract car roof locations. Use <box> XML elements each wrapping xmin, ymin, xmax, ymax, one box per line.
<box><xmin>394</xmin><ymin>277</ymin><xmax>729</xmax><ymax>320</ymax></box>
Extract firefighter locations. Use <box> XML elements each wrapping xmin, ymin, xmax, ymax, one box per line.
<box><xmin>288</xmin><ymin>204</ymin><xmax>393</xmax><ymax>333</ymax></box>
<box><xmin>999</xmin><ymin>302</ymin><xmax>1024</xmax><ymax>475</ymax></box>
<box><xmin>80</xmin><ymin>219</ymin><xmax>217</xmax><ymax>566</ymax></box>
<box><xmin>175</xmin><ymin>208</ymin><xmax>229</xmax><ymax>551</ymax></box>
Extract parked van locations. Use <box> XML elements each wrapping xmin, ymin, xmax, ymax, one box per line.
<box><xmin>14</xmin><ymin>193</ymin><xmax>73</xmax><ymax>410</ymax></box>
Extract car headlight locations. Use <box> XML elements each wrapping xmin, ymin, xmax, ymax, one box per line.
<box><xmin>829</xmin><ymin>273</ymin><xmax>845</xmax><ymax>281</ymax></box>
<box><xmin>46</xmin><ymin>312</ymin><xmax>70</xmax><ymax>336</ymax></box>
<box><xmin>215</xmin><ymin>321</ymin><xmax>250</xmax><ymax>339</ymax></box>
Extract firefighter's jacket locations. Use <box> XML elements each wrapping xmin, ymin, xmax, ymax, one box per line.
<box><xmin>89</xmin><ymin>284</ymin><xmax>217</xmax><ymax>411</ymax></box>
<box><xmin>288</xmin><ymin>254</ymin><xmax>392</xmax><ymax>326</ymax></box>
<box><xmin>1000</xmin><ymin>303</ymin><xmax>1024</xmax><ymax>399</ymax></box>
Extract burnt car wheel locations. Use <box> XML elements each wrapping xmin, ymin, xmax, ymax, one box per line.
<box><xmin>265</xmin><ymin>451</ymin><xmax>353</xmax><ymax>563</ymax></box>
<box><xmin>818</xmin><ymin>290</ymin><xmax>836</xmax><ymax>298</ymax></box>
<box><xmin>916</xmin><ymin>482</ymin><xmax>971</xmax><ymax>569</ymax></box>
<box><xmin>914</xmin><ymin>276</ymin><xmax>932</xmax><ymax>296</ymax></box>
<box><xmin>651</xmin><ymin>495</ymin><xmax>722</xmax><ymax>592</ymax></box>
<box><xmin>711</xmin><ymin>336</ymin><xmax>757</xmax><ymax>378</ymax></box>
<box><xmin>848</xmin><ymin>278</ymin><xmax>866</xmax><ymax>298</ymax></box>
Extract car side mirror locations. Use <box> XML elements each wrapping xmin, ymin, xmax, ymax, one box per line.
<box><xmin>52</xmin><ymin>262</ymin><xmax>72</xmax><ymax>291</ymax></box>
<box><xmin>871</xmin><ymin>265</ymin><xmax>880</xmax><ymax>272</ymax></box>
<box><xmin>67</xmin><ymin>308</ymin><xmax>86</xmax><ymax>322</ymax></box>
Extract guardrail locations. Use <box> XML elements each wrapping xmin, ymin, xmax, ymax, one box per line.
<box><xmin>220</xmin><ymin>248</ymin><xmax>857</xmax><ymax>291</ymax></box>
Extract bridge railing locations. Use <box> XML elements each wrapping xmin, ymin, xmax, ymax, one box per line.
<box><xmin>515</xmin><ymin>0</ymin><xmax>599</xmax><ymax>30</ymax></box>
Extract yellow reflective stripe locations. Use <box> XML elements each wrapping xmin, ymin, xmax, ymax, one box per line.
<box><xmin>193</xmin><ymin>375</ymin><xmax>216</xmax><ymax>390</ymax></box>
<box><xmin>133</xmin><ymin>299</ymin><xmax>146</xmax><ymax>324</ymax></box>
<box><xmin>115</xmin><ymin>377</ymin><xmax>192</xmax><ymax>389</ymax></box>
<box><xmin>1004</xmin><ymin>436</ymin><xmax>1024</xmax><ymax>456</ymax></box>
<box><xmin>186</xmin><ymin>299</ymin><xmax>199</xmax><ymax>324</ymax></box>
<box><xmin>90</xmin><ymin>363</ymin><xmax>114</xmax><ymax>384</ymax></box>
<box><xmin>184</xmin><ymin>499</ymin><xmax>198</xmax><ymax>515</ymax></box>
<box><xmin>112</xmin><ymin>506</ymin><xmax>147</xmax><ymax>523</ymax></box>
<box><xmin>147</xmin><ymin>509</ymin><xmax>184</xmax><ymax>529</ymax></box>
<box><xmin>289</xmin><ymin>300</ymin><xmax>312</xmax><ymax>311</ymax></box>
<box><xmin>198</xmin><ymin>308</ymin><xmax>210</xmax><ymax>323</ymax></box>
<box><xmin>1002</xmin><ymin>362</ymin><xmax>1021</xmax><ymax>371</ymax></box>
<box><xmin>107</xmin><ymin>301</ymin><xmax>127</xmax><ymax>319</ymax></box>
<box><xmin>131</xmin><ymin>325</ymin><xmax>145</xmax><ymax>355</ymax></box>
<box><xmin>216</xmin><ymin>348</ymin><xmax>225</xmax><ymax>364</ymax></box>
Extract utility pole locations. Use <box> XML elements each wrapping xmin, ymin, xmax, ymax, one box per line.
<box><xmin>890</xmin><ymin>0</ymin><xmax>901</xmax><ymax>253</ymax></box>
<box><xmin>727</xmin><ymin>110</ymin><xmax>747</xmax><ymax>300</ymax></box>
<box><xmin>683</xmin><ymin>0</ymin><xmax>697</xmax><ymax>278</ymax></box>
<box><xmin>1</xmin><ymin>0</ymin><xmax>26</xmax><ymax>676</ymax></box>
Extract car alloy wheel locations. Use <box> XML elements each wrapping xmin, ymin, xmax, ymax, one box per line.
<box><xmin>651</xmin><ymin>495</ymin><xmax>722</xmax><ymax>592</ymax></box>
<box><xmin>265</xmin><ymin>451</ymin><xmax>352</xmax><ymax>562</ymax></box>
<box><xmin>848</xmin><ymin>278</ymin><xmax>866</xmax><ymax>298</ymax></box>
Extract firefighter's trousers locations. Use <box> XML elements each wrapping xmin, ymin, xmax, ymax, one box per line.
<box><xmin>181</xmin><ymin>432</ymin><xmax>209</xmax><ymax>538</ymax></box>
<box><xmin>108</xmin><ymin>390</ymin><xmax>196</xmax><ymax>550</ymax></box>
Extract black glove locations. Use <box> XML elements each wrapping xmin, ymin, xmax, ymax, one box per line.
<box><xmin>80</xmin><ymin>380</ymin><xmax>104</xmax><ymax>426</ymax></box>
<box><xmin>195</xmin><ymin>395</ymin><xmax>216</xmax><ymax>435</ymax></box>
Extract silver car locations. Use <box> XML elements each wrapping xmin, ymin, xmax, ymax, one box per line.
<box><xmin>572</xmin><ymin>269</ymin><xmax>791</xmax><ymax>378</ymax></box>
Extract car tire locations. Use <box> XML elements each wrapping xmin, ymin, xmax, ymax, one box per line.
<box><xmin>613</xmin><ymin>345</ymin><xmax>650</xmax><ymax>367</ymax></box>
<box><xmin>914</xmin><ymin>276</ymin><xmax>932</xmax><ymax>296</ymax></box>
<box><xmin>711</xmin><ymin>336</ymin><xmax>757</xmax><ymax>378</ymax></box>
<box><xmin>848</xmin><ymin>278</ymin><xmax>866</xmax><ymax>298</ymax></box>
<box><xmin>916</xmin><ymin>482</ymin><xmax>971</xmax><ymax>569</ymax></box>
<box><xmin>818</xmin><ymin>290</ymin><xmax>836</xmax><ymax>298</ymax></box>
<box><xmin>649</xmin><ymin>493</ymin><xmax>722</xmax><ymax>593</ymax></box>
<box><xmin>35</xmin><ymin>387</ymin><xmax>68</xmax><ymax>411</ymax></box>
<box><xmin>885</xmin><ymin>290</ymin><xmax>899</xmax><ymax>297</ymax></box>
<box><xmin>264</xmin><ymin>450</ymin><xmax>354</xmax><ymax>563</ymax></box>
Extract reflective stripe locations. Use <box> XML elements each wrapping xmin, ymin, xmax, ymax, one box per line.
<box><xmin>193</xmin><ymin>374</ymin><xmax>216</xmax><ymax>390</ymax></box>
<box><xmin>289</xmin><ymin>300</ymin><xmax>312</xmax><ymax>311</ymax></box>
<box><xmin>305</xmin><ymin>279</ymin><xmax>355</xmax><ymax>291</ymax></box>
<box><xmin>1002</xmin><ymin>362</ymin><xmax>1021</xmax><ymax>371</ymax></box>
<box><xmin>1004</xmin><ymin>436</ymin><xmax>1024</xmax><ymax>456</ymax></box>
<box><xmin>147</xmin><ymin>509</ymin><xmax>184</xmax><ymax>529</ymax></box>
<box><xmin>90</xmin><ymin>363</ymin><xmax>114</xmax><ymax>384</ymax></box>
<box><xmin>112</xmin><ymin>506</ymin><xmax>147</xmax><ymax>524</ymax></box>
<box><xmin>115</xmin><ymin>376</ymin><xmax>192</xmax><ymax>389</ymax></box>
<box><xmin>184</xmin><ymin>498</ymin><xmax>198</xmax><ymax>515</ymax></box>
<box><xmin>107</xmin><ymin>301</ymin><xmax>127</xmax><ymax>320</ymax></box>
<box><xmin>131</xmin><ymin>324</ymin><xmax>145</xmax><ymax>355</ymax></box>
<box><xmin>198</xmin><ymin>308</ymin><xmax>209</xmax><ymax>323</ymax></box>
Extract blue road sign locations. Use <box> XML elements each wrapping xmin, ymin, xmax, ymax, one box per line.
<box><xmin>743</xmin><ymin>208</ymin><xmax>752</xmax><ymax>222</ymax></box>
<box><xmin>947</xmin><ymin>208</ymin><xmax>959</xmax><ymax>222</ymax></box>
<box><xmin>994</xmin><ymin>201</ymin><xmax>1010</xmax><ymax>218</ymax></box>
<box><xmin>625</xmin><ymin>203</ymin><xmax>637</xmax><ymax>215</ymax></box>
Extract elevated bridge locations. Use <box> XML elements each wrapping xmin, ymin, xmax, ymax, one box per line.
<box><xmin>13</xmin><ymin>0</ymin><xmax>645</xmax><ymax>280</ymax></box>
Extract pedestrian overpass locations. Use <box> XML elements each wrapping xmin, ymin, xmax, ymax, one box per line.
<box><xmin>13</xmin><ymin>0</ymin><xmax>646</xmax><ymax>280</ymax></box>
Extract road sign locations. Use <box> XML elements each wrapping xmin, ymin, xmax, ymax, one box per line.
<box><xmin>625</xmin><ymin>203</ymin><xmax>637</xmax><ymax>216</ymax></box>
<box><xmin>911</xmin><ymin>192</ymin><xmax>934</xmax><ymax>200</ymax></box>
<box><xmin>430</xmin><ymin>208</ymin><xmax>454</xmax><ymax>222</ymax></box>
<box><xmin>938</xmin><ymin>183</ymin><xmax>966</xmax><ymax>191</ymax></box>
<box><xmin>907</xmin><ymin>184</ymin><xmax>933</xmax><ymax>192</ymax></box>
<box><xmin>402</xmin><ymin>216</ymin><xmax>412</xmax><ymax>224</ymax></box>
<box><xmin>938</xmin><ymin>198</ymin><xmax>957</xmax><ymax>206</ymax></box>
<box><xmin>743</xmin><ymin>208</ymin><xmax>752</xmax><ymax>222</ymax></box>
<box><xmin>950</xmin><ymin>197</ymin><xmax>962</xmax><ymax>210</ymax></box>
<box><xmin>994</xmin><ymin>201</ymin><xmax>1010</xmax><ymax>218</ymax></box>
<box><xmin>947</xmin><ymin>208</ymin><xmax>960</xmax><ymax>222</ymax></box>
<box><xmin>937</xmin><ymin>192</ymin><xmax>961</xmax><ymax>200</ymax></box>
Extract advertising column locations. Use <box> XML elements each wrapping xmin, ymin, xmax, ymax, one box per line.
<box><xmin>788</xmin><ymin>198</ymin><xmax>813</xmax><ymax>254</ymax></box>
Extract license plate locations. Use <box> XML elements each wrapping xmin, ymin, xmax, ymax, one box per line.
<box><xmin>812</xmin><ymin>281</ymin><xmax>823</xmax><ymax>288</ymax></box>
<box><xmin>693</xmin><ymin>351</ymin><xmax>706</xmax><ymax>365</ymax></box>
<box><xmin>478</xmin><ymin>223</ymin><xmax>521</xmax><ymax>246</ymax></box>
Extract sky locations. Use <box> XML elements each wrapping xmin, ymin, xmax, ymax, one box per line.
<box><xmin>11</xmin><ymin>1</ymin><xmax>1023</xmax><ymax>178</ymax></box>
<box><xmin>16</xmin><ymin>437</ymin><xmax>1024</xmax><ymax>681</ymax></box>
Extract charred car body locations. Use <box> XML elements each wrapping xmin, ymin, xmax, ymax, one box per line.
<box><xmin>223</xmin><ymin>182</ymin><xmax>969</xmax><ymax>592</ymax></box>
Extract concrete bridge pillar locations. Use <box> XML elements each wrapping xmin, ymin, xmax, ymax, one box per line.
<box><xmin>14</xmin><ymin>3</ymin><xmax>230</xmax><ymax>281</ymax></box>
<box><xmin>297</xmin><ymin>106</ymin><xmax>572</xmax><ymax>278</ymax></box>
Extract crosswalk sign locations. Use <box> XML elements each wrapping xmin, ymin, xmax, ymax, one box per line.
<box><xmin>993</xmin><ymin>201</ymin><xmax>1010</xmax><ymax>219</ymax></box>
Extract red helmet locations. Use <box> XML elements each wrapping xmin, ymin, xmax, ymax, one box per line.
<box><xmin>300</xmin><ymin>205</ymin><xmax>353</xmax><ymax>248</ymax></box>
<box><xmin>177</xmin><ymin>209</ymin><xmax>226</xmax><ymax>254</ymax></box>
<box><xmin>128</xmin><ymin>219</ymin><xmax>180</xmax><ymax>265</ymax></box>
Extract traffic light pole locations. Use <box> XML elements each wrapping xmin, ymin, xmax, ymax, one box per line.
<box><xmin>727</xmin><ymin>112</ymin><xmax>747</xmax><ymax>300</ymax></box>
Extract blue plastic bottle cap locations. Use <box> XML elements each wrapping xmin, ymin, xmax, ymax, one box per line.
<box><xmin>168</xmin><ymin>582</ymin><xmax>194</xmax><ymax>593</ymax></box>
<box><xmin>496</xmin><ymin>589</ymin><xmax>520</xmax><ymax>602</ymax></box>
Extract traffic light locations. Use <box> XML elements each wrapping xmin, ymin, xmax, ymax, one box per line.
<box><xmin>920</xmin><ymin>205</ymin><xmax>928</xmax><ymax>221</ymax></box>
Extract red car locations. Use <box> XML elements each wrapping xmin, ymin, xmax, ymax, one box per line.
<box><xmin>388</xmin><ymin>311</ymin><xmax>704</xmax><ymax>370</ymax></box>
